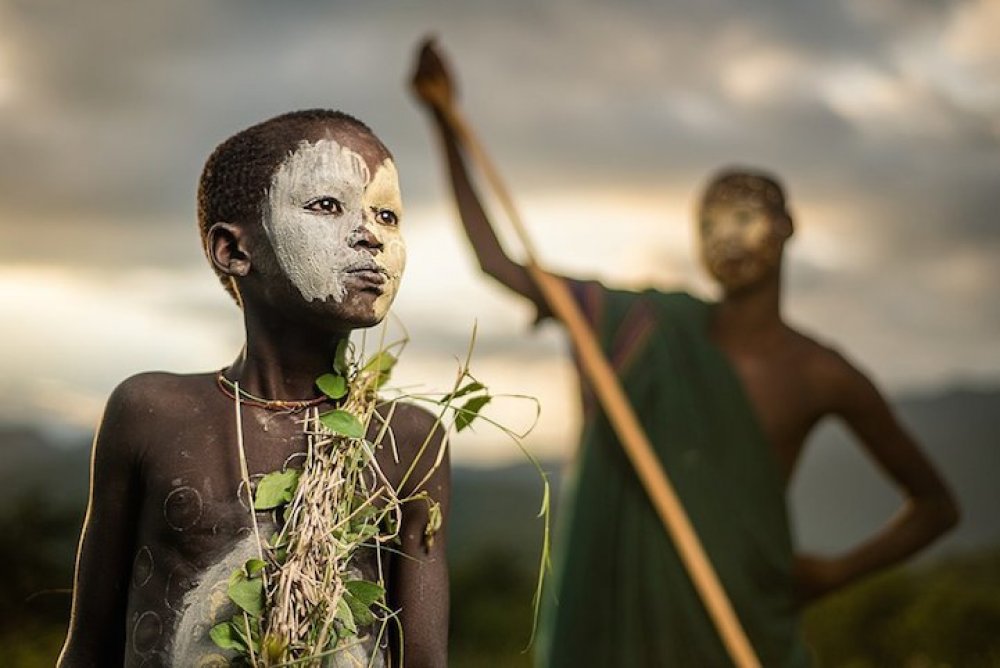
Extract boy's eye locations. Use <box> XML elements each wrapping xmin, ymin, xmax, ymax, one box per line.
<box><xmin>304</xmin><ymin>197</ymin><xmax>343</xmax><ymax>214</ymax></box>
<box><xmin>375</xmin><ymin>209</ymin><xmax>399</xmax><ymax>226</ymax></box>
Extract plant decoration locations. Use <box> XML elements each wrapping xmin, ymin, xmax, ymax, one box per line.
<box><xmin>212</xmin><ymin>325</ymin><xmax>550</xmax><ymax>667</ymax></box>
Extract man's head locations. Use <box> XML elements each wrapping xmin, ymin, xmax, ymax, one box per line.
<box><xmin>696</xmin><ymin>167</ymin><xmax>793</xmax><ymax>293</ymax></box>
<box><xmin>198</xmin><ymin>109</ymin><xmax>405</xmax><ymax>330</ymax></box>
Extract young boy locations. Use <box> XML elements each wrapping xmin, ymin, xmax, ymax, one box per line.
<box><xmin>58</xmin><ymin>110</ymin><xmax>449</xmax><ymax>667</ymax></box>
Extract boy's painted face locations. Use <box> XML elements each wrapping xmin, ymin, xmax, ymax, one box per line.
<box><xmin>698</xmin><ymin>197</ymin><xmax>788</xmax><ymax>291</ymax></box>
<box><xmin>262</xmin><ymin>137</ymin><xmax>405</xmax><ymax>324</ymax></box>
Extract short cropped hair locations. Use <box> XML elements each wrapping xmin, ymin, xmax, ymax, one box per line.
<box><xmin>196</xmin><ymin>109</ymin><xmax>381</xmax><ymax>305</ymax></box>
<box><xmin>700</xmin><ymin>167</ymin><xmax>791</xmax><ymax>226</ymax></box>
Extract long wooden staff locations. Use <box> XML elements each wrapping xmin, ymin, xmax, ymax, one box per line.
<box><xmin>429</xmin><ymin>82</ymin><xmax>761</xmax><ymax>668</ymax></box>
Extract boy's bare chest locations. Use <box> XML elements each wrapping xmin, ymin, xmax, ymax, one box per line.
<box><xmin>138</xmin><ymin>412</ymin><xmax>305</xmax><ymax>548</ymax></box>
<box><xmin>123</xmin><ymin>408</ymin><xmax>391</xmax><ymax>666</ymax></box>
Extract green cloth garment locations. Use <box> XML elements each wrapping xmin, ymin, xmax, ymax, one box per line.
<box><xmin>537</xmin><ymin>284</ymin><xmax>811</xmax><ymax>667</ymax></box>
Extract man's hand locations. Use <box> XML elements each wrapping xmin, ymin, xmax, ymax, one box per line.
<box><xmin>792</xmin><ymin>553</ymin><xmax>845</xmax><ymax>605</ymax></box>
<box><xmin>411</xmin><ymin>37</ymin><xmax>457</xmax><ymax>112</ymax></box>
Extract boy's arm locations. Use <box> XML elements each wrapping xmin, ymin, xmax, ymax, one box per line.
<box><xmin>387</xmin><ymin>406</ymin><xmax>451</xmax><ymax>668</ymax></box>
<box><xmin>794</xmin><ymin>356</ymin><xmax>959</xmax><ymax>603</ymax></box>
<box><xmin>58</xmin><ymin>381</ymin><xmax>142</xmax><ymax>667</ymax></box>
<box><xmin>411</xmin><ymin>39</ymin><xmax>546</xmax><ymax>312</ymax></box>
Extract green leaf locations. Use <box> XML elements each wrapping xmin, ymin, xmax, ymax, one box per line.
<box><xmin>254</xmin><ymin>469</ymin><xmax>301</xmax><ymax>510</ymax></box>
<box><xmin>351</xmin><ymin>503</ymin><xmax>379</xmax><ymax>521</ymax></box>
<box><xmin>344</xmin><ymin>581</ymin><xmax>382</xmax><ymax>628</ymax></box>
<box><xmin>231</xmin><ymin>613</ymin><xmax>260</xmax><ymax>653</ymax></box>
<box><xmin>319</xmin><ymin>409</ymin><xmax>365</xmax><ymax>439</ymax></box>
<box><xmin>262</xmin><ymin>633</ymin><xmax>288</xmax><ymax>663</ymax></box>
<box><xmin>439</xmin><ymin>381</ymin><xmax>485</xmax><ymax>404</ymax></box>
<box><xmin>455</xmin><ymin>395</ymin><xmax>491</xmax><ymax>432</ymax></box>
<box><xmin>315</xmin><ymin>373</ymin><xmax>347</xmax><ymax>400</ymax></box>
<box><xmin>228</xmin><ymin>570</ymin><xmax>264</xmax><ymax>616</ymax></box>
<box><xmin>363</xmin><ymin>351</ymin><xmax>397</xmax><ymax>374</ymax></box>
<box><xmin>334</xmin><ymin>338</ymin><xmax>350</xmax><ymax>375</ymax></box>
<box><xmin>346</xmin><ymin>595</ymin><xmax>376</xmax><ymax>627</ymax></box>
<box><xmin>209</xmin><ymin>621</ymin><xmax>246</xmax><ymax>651</ymax></box>
<box><xmin>353</xmin><ymin>524</ymin><xmax>380</xmax><ymax>542</ymax></box>
<box><xmin>362</xmin><ymin>352</ymin><xmax>397</xmax><ymax>388</ymax></box>
<box><xmin>335</xmin><ymin>595</ymin><xmax>357</xmax><ymax>635</ymax></box>
<box><xmin>244</xmin><ymin>558</ymin><xmax>266</xmax><ymax>578</ymax></box>
<box><xmin>344</xmin><ymin>580</ymin><xmax>385</xmax><ymax>607</ymax></box>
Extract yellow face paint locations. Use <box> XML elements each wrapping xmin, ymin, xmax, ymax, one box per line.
<box><xmin>362</xmin><ymin>158</ymin><xmax>406</xmax><ymax>317</ymax></box>
<box><xmin>698</xmin><ymin>198</ymin><xmax>786</xmax><ymax>290</ymax></box>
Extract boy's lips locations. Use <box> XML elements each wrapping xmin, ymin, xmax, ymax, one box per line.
<box><xmin>345</xmin><ymin>264</ymin><xmax>387</xmax><ymax>288</ymax></box>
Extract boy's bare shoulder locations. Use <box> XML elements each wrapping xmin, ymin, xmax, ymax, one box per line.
<box><xmin>378</xmin><ymin>401</ymin><xmax>446</xmax><ymax>459</ymax></box>
<box><xmin>381</xmin><ymin>400</ymin><xmax>440</xmax><ymax>436</ymax></box>
<box><xmin>375</xmin><ymin>400</ymin><xmax>448</xmax><ymax>493</ymax></box>
<box><xmin>102</xmin><ymin>371</ymin><xmax>218</xmax><ymax>434</ymax></box>
<box><xmin>110</xmin><ymin>371</ymin><xmax>216</xmax><ymax>409</ymax></box>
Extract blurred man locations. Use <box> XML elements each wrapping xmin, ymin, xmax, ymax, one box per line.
<box><xmin>412</xmin><ymin>41</ymin><xmax>957</xmax><ymax>667</ymax></box>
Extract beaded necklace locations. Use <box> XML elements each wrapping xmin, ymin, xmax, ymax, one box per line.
<box><xmin>215</xmin><ymin>370</ymin><xmax>327</xmax><ymax>411</ymax></box>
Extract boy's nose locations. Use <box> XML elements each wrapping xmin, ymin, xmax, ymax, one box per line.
<box><xmin>350</xmin><ymin>224</ymin><xmax>383</xmax><ymax>253</ymax></box>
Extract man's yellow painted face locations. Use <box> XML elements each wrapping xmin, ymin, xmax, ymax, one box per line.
<box><xmin>698</xmin><ymin>197</ymin><xmax>789</xmax><ymax>291</ymax></box>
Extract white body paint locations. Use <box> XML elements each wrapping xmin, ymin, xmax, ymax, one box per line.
<box><xmin>263</xmin><ymin>138</ymin><xmax>405</xmax><ymax>320</ymax></box>
<box><xmin>170</xmin><ymin>526</ymin><xmax>386</xmax><ymax>667</ymax></box>
<box><xmin>171</xmin><ymin>532</ymin><xmax>261</xmax><ymax>666</ymax></box>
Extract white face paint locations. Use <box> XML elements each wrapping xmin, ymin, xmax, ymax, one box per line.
<box><xmin>698</xmin><ymin>199</ymin><xmax>786</xmax><ymax>291</ymax></box>
<box><xmin>262</xmin><ymin>138</ymin><xmax>405</xmax><ymax>322</ymax></box>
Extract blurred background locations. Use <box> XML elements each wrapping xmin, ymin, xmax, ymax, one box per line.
<box><xmin>1</xmin><ymin>0</ymin><xmax>998</xmax><ymax>665</ymax></box>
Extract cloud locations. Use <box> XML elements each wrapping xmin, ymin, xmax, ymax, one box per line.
<box><xmin>0</xmin><ymin>0</ymin><xmax>997</xmax><ymax>461</ymax></box>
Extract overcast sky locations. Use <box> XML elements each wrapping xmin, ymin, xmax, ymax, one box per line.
<box><xmin>1</xmin><ymin>0</ymin><xmax>998</xmax><ymax>462</ymax></box>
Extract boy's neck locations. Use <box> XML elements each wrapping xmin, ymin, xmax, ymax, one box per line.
<box><xmin>227</xmin><ymin>308</ymin><xmax>348</xmax><ymax>402</ymax></box>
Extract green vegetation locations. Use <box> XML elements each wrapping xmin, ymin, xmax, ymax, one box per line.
<box><xmin>449</xmin><ymin>548</ymin><xmax>535</xmax><ymax>668</ymax></box>
<box><xmin>3</xmin><ymin>493</ymin><xmax>1000</xmax><ymax>667</ymax></box>
<box><xmin>213</xmin><ymin>346</ymin><xmax>410</xmax><ymax>666</ymax></box>
<box><xmin>0</xmin><ymin>494</ymin><xmax>78</xmax><ymax>668</ymax></box>
<box><xmin>803</xmin><ymin>550</ymin><xmax>1000</xmax><ymax>667</ymax></box>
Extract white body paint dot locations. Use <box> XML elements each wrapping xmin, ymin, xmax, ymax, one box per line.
<box><xmin>163</xmin><ymin>486</ymin><xmax>203</xmax><ymax>531</ymax></box>
<box><xmin>132</xmin><ymin>546</ymin><xmax>154</xmax><ymax>588</ymax></box>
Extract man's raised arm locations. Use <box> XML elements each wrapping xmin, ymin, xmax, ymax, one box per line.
<box><xmin>410</xmin><ymin>39</ymin><xmax>546</xmax><ymax>312</ymax></box>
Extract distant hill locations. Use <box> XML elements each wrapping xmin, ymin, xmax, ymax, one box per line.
<box><xmin>0</xmin><ymin>425</ymin><xmax>90</xmax><ymax>511</ymax></box>
<box><xmin>453</xmin><ymin>385</ymin><xmax>1000</xmax><ymax>563</ymax></box>
<box><xmin>449</xmin><ymin>384</ymin><xmax>1000</xmax><ymax>565</ymax></box>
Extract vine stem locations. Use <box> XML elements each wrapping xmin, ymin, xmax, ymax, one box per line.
<box><xmin>234</xmin><ymin>382</ymin><xmax>265</xmax><ymax>563</ymax></box>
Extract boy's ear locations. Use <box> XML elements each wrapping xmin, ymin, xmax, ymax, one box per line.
<box><xmin>207</xmin><ymin>222</ymin><xmax>251</xmax><ymax>277</ymax></box>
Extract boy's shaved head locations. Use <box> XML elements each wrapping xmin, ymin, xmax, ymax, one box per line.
<box><xmin>197</xmin><ymin>109</ymin><xmax>392</xmax><ymax>303</ymax></box>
